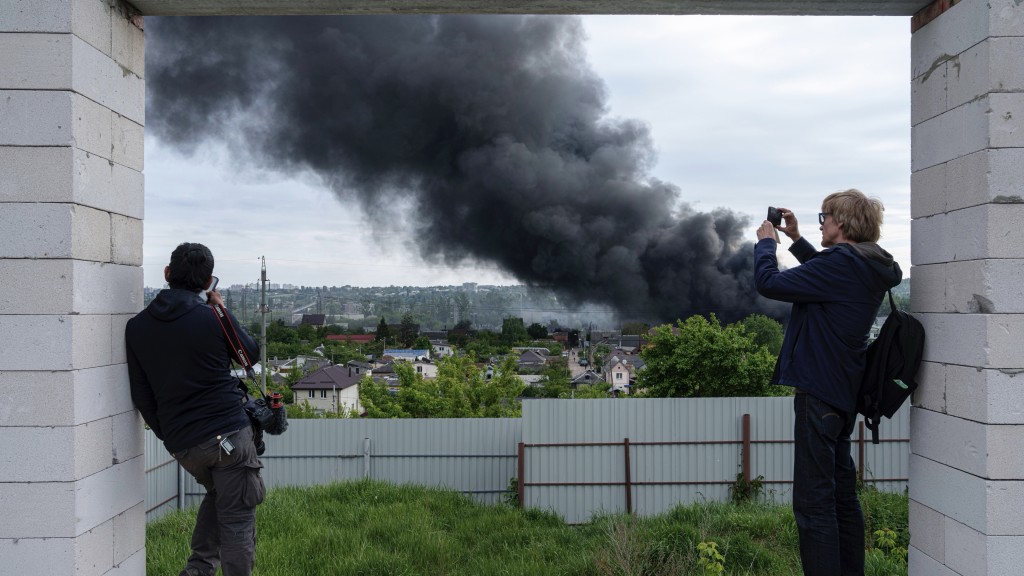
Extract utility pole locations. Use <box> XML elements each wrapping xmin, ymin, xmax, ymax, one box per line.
<box><xmin>259</xmin><ymin>256</ymin><xmax>270</xmax><ymax>395</ymax></box>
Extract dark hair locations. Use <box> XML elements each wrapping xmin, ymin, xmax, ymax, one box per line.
<box><xmin>167</xmin><ymin>242</ymin><xmax>214</xmax><ymax>291</ymax></box>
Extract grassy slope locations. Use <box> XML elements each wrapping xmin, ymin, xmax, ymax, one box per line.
<box><xmin>147</xmin><ymin>480</ymin><xmax>908</xmax><ymax>575</ymax></box>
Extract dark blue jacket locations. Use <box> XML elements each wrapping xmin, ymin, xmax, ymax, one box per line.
<box><xmin>755</xmin><ymin>237</ymin><xmax>902</xmax><ymax>414</ymax></box>
<box><xmin>126</xmin><ymin>289</ymin><xmax>259</xmax><ymax>453</ymax></box>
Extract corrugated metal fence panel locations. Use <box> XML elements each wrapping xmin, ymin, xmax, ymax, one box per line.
<box><xmin>144</xmin><ymin>430</ymin><xmax>179</xmax><ymax>522</ymax></box>
<box><xmin>520</xmin><ymin>397</ymin><xmax>909</xmax><ymax>523</ymax></box>
<box><xmin>174</xmin><ymin>418</ymin><xmax>522</xmax><ymax>511</ymax></box>
<box><xmin>147</xmin><ymin>398</ymin><xmax>909</xmax><ymax>524</ymax></box>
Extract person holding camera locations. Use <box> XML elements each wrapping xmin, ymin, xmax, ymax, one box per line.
<box><xmin>754</xmin><ymin>190</ymin><xmax>902</xmax><ymax>576</ymax></box>
<box><xmin>126</xmin><ymin>242</ymin><xmax>263</xmax><ymax>576</ymax></box>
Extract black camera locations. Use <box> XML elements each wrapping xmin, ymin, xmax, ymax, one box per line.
<box><xmin>767</xmin><ymin>206</ymin><xmax>783</xmax><ymax>227</ymax></box>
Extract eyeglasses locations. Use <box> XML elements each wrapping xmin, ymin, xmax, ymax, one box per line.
<box><xmin>818</xmin><ymin>212</ymin><xmax>831</xmax><ymax>225</ymax></box>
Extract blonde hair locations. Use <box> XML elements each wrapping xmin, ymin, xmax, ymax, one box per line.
<box><xmin>822</xmin><ymin>189</ymin><xmax>884</xmax><ymax>243</ymax></box>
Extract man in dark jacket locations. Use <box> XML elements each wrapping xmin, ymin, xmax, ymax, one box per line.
<box><xmin>754</xmin><ymin>190</ymin><xmax>902</xmax><ymax>576</ymax></box>
<box><xmin>127</xmin><ymin>242</ymin><xmax>263</xmax><ymax>576</ymax></box>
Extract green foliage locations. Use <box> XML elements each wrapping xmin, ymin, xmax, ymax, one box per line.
<box><xmin>729</xmin><ymin>473</ymin><xmax>766</xmax><ymax>504</ymax></box>
<box><xmin>148</xmin><ymin>480</ymin><xmax>909</xmax><ymax>576</ymax></box>
<box><xmin>295</xmin><ymin>323</ymin><xmax>316</xmax><ymax>342</ymax></box>
<box><xmin>412</xmin><ymin>335</ymin><xmax>432</xmax><ymax>352</ymax></box>
<box><xmin>696</xmin><ymin>541</ymin><xmax>726</xmax><ymax>575</ymax></box>
<box><xmin>733</xmin><ymin>314</ymin><xmax>784</xmax><ymax>357</ymax></box>
<box><xmin>398</xmin><ymin>312</ymin><xmax>418</xmax><ymax>348</ymax></box>
<box><xmin>526</xmin><ymin>322</ymin><xmax>548</xmax><ymax>340</ymax></box>
<box><xmin>375</xmin><ymin>316</ymin><xmax>390</xmax><ymax>343</ymax></box>
<box><xmin>594</xmin><ymin>343</ymin><xmax>612</xmax><ymax>367</ymax></box>
<box><xmin>636</xmin><ymin>314</ymin><xmax>779</xmax><ymax>398</ymax></box>
<box><xmin>359</xmin><ymin>355</ymin><xmax>525</xmax><ymax>418</ymax></box>
<box><xmin>500</xmin><ymin>316</ymin><xmax>529</xmax><ymax>346</ymax></box>
<box><xmin>285</xmin><ymin>399</ymin><xmax>353</xmax><ymax>419</ymax></box>
<box><xmin>503</xmin><ymin>477</ymin><xmax>520</xmax><ymax>507</ymax></box>
<box><xmin>461</xmin><ymin>329</ymin><xmax>509</xmax><ymax>362</ymax></box>
<box><xmin>574</xmin><ymin>381</ymin><xmax>612</xmax><ymax>398</ymax></box>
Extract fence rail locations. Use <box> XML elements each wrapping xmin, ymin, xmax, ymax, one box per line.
<box><xmin>146</xmin><ymin>397</ymin><xmax>910</xmax><ymax>524</ymax></box>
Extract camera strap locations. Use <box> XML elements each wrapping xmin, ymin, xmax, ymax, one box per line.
<box><xmin>210</xmin><ymin>303</ymin><xmax>263</xmax><ymax>396</ymax></box>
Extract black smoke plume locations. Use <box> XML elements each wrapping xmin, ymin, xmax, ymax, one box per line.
<box><xmin>146</xmin><ymin>15</ymin><xmax>784</xmax><ymax>323</ymax></box>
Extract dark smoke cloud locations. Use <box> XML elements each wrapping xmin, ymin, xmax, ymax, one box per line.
<box><xmin>146</xmin><ymin>15</ymin><xmax>785</xmax><ymax>323</ymax></box>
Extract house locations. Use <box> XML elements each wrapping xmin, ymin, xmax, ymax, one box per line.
<box><xmin>429</xmin><ymin>339</ymin><xmax>454</xmax><ymax>358</ymax></box>
<box><xmin>383</xmin><ymin>348</ymin><xmax>430</xmax><ymax>361</ymax></box>
<box><xmin>602</xmin><ymin>349</ymin><xmax>645</xmax><ymax>394</ymax></box>
<box><xmin>299</xmin><ymin>314</ymin><xmax>326</xmax><ymax>327</ymax></box>
<box><xmin>291</xmin><ymin>364</ymin><xmax>362</xmax><ymax>414</ymax></box>
<box><xmin>570</xmin><ymin>369</ymin><xmax>605</xmax><ymax>389</ymax></box>
<box><xmin>515</xmin><ymin>348</ymin><xmax>549</xmax><ymax>371</ymax></box>
<box><xmin>518</xmin><ymin>374</ymin><xmax>545</xmax><ymax>388</ymax></box>
<box><xmin>277</xmin><ymin>355</ymin><xmax>331</xmax><ymax>376</ymax></box>
<box><xmin>412</xmin><ymin>359</ymin><xmax>438</xmax><ymax>379</ymax></box>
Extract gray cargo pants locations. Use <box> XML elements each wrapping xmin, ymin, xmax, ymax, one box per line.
<box><xmin>172</xmin><ymin>425</ymin><xmax>266</xmax><ymax>576</ymax></box>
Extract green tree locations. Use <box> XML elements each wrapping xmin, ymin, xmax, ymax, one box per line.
<box><xmin>412</xmin><ymin>335</ymin><xmax>433</xmax><ymax>353</ymax></box>
<box><xmin>398</xmin><ymin>313</ymin><xmax>419</xmax><ymax>348</ymax></box>
<box><xmin>375</xmin><ymin>317</ymin><xmax>391</xmax><ymax>344</ymax></box>
<box><xmin>501</xmin><ymin>316</ymin><xmax>529</xmax><ymax>346</ymax></box>
<box><xmin>526</xmin><ymin>322</ymin><xmax>548</xmax><ymax>340</ymax></box>
<box><xmin>734</xmin><ymin>314</ymin><xmax>784</xmax><ymax>357</ymax></box>
<box><xmin>296</xmin><ymin>323</ymin><xmax>316</xmax><ymax>342</ymax></box>
<box><xmin>635</xmin><ymin>314</ymin><xmax>780</xmax><ymax>398</ymax></box>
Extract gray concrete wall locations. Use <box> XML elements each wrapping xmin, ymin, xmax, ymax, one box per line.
<box><xmin>908</xmin><ymin>1</ymin><xmax>1024</xmax><ymax>574</ymax></box>
<box><xmin>0</xmin><ymin>1</ymin><xmax>146</xmax><ymax>573</ymax></box>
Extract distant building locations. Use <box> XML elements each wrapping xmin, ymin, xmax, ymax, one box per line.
<box><xmin>291</xmin><ymin>365</ymin><xmax>362</xmax><ymax>414</ymax></box>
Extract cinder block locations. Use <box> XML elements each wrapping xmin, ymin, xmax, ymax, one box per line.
<box><xmin>989</xmin><ymin>92</ymin><xmax>1024</xmax><ymax>148</ymax></box>
<box><xmin>111</xmin><ymin>215</ymin><xmax>143</xmax><ymax>266</ymax></box>
<box><xmin>75</xmin><ymin>455</ymin><xmax>144</xmax><ymax>534</ymax></box>
<box><xmin>75</xmin><ymin>364</ymin><xmax>134</xmax><ymax>425</ymax></box>
<box><xmin>71</xmin><ymin>92</ymin><xmax>112</xmax><ymax>160</ymax></box>
<box><xmin>72</xmin><ymin>313</ymin><xmax>114</xmax><ymax>370</ymax></box>
<box><xmin>72</xmin><ymin>204</ymin><xmax>112</xmax><ymax>262</ymax></box>
<box><xmin>910</xmin><ymin>263</ymin><xmax>945</xmax><ymax>312</ymax></box>
<box><xmin>910</xmin><ymin>499</ymin><xmax>946</xmax><ymax>564</ymax></box>
<box><xmin>909</xmin><ymin>545</ymin><xmax>960</xmax><ymax>576</ymax></box>
<box><xmin>0</xmin><ymin>90</ymin><xmax>73</xmax><ymax>146</ymax></box>
<box><xmin>110</xmin><ymin>162</ymin><xmax>144</xmax><ymax>218</ymax></box>
<box><xmin>0</xmin><ymin>203</ymin><xmax>73</xmax><ymax>258</ymax></box>
<box><xmin>71</xmin><ymin>36</ymin><xmax>144</xmax><ymax>123</ymax></box>
<box><xmin>989</xmin><ymin>0</ymin><xmax>1024</xmax><ymax>37</ymax></box>
<box><xmin>989</xmin><ymin>536</ymin><xmax>1024</xmax><ymax>576</ymax></box>
<box><xmin>112</xmin><ymin>410</ymin><xmax>143</xmax><ymax>464</ymax></box>
<box><xmin>112</xmin><ymin>502</ymin><xmax>145</xmax><ymax>566</ymax></box>
<box><xmin>72</xmin><ymin>148</ymin><xmax>114</xmax><ymax>210</ymax></box>
<box><xmin>947</xmin><ymin>39</ymin><xmax>989</xmax><ymax>111</ymax></box>
<box><xmin>110</xmin><ymin>315</ymin><xmax>133</xmax><ymax>364</ymax></box>
<box><xmin>911</xmin><ymin>0</ymin><xmax>990</xmax><ymax>79</ymax></box>
<box><xmin>111</xmin><ymin>5</ymin><xmax>144</xmax><ymax>78</ymax></box>
<box><xmin>71</xmin><ymin>0</ymin><xmax>112</xmax><ymax>57</ymax></box>
<box><xmin>910</xmin><ymin>453</ymin><xmax>987</xmax><ymax>533</ymax></box>
<box><xmin>911</xmin><ymin>409</ymin><xmax>989</xmax><ymax>478</ymax></box>
<box><xmin>911</xmin><ymin>56</ymin><xmax>947</xmax><ymax>126</ymax></box>
<box><xmin>0</xmin><ymin>33</ymin><xmax>71</xmax><ymax>89</ymax></box>
<box><xmin>919</xmin><ymin>312</ymin><xmax>1024</xmax><ymax>368</ymax></box>
<box><xmin>0</xmin><ymin>419</ymin><xmax>114</xmax><ymax>483</ymax></box>
<box><xmin>0</xmin><ymin>146</ymin><xmax>73</xmax><ymax>202</ymax></box>
<box><xmin>945</xmin><ymin>515</ymin><xmax>987</xmax><ymax>576</ymax></box>
<box><xmin>914</xmin><ymin>361</ymin><xmax>947</xmax><ymax>413</ymax></box>
<box><xmin>0</xmin><ymin>480</ymin><xmax>77</xmax><ymax>538</ymax></box>
<box><xmin>0</xmin><ymin>315</ymin><xmax>73</xmax><ymax>370</ymax></box>
<box><xmin>107</xmin><ymin>548</ymin><xmax>145</xmax><ymax>575</ymax></box>
<box><xmin>947</xmin><ymin>259</ymin><xmax>1024</xmax><ymax>314</ymax></box>
<box><xmin>0</xmin><ymin>364</ymin><xmax>132</xmax><ymax>427</ymax></box>
<box><xmin>983</xmin><ymin>204</ymin><xmax>1024</xmax><ymax>259</ymax></box>
<box><xmin>0</xmin><ymin>0</ymin><xmax>72</xmax><ymax>32</ymax></box>
<box><xmin>0</xmin><ymin>259</ymin><xmax>74</xmax><ymax>314</ymax></box>
<box><xmin>912</xmin><ymin>204</ymin><xmax>1024</xmax><ymax>264</ymax></box>
<box><xmin>911</xmin><ymin>161</ymin><xmax>946</xmax><ymax>218</ymax></box>
<box><xmin>112</xmin><ymin>114</ymin><xmax>144</xmax><ymax>170</ymax></box>
<box><xmin>77</xmin><ymin>519</ymin><xmax>114</xmax><ymax>576</ymax></box>
<box><xmin>0</xmin><ymin>537</ymin><xmax>75</xmax><ymax>575</ymax></box>
<box><xmin>912</xmin><ymin>96</ymin><xmax>990</xmax><ymax>172</ymax></box>
<box><xmin>946</xmin><ymin>148</ymin><xmax>1024</xmax><ymax>212</ymax></box>
<box><xmin>947</xmin><ymin>364</ymin><xmax>1024</xmax><ymax>424</ymax></box>
<box><xmin>71</xmin><ymin>260</ymin><xmax>141</xmax><ymax>314</ymax></box>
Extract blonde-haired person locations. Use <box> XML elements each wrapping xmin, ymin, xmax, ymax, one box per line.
<box><xmin>754</xmin><ymin>189</ymin><xmax>902</xmax><ymax>576</ymax></box>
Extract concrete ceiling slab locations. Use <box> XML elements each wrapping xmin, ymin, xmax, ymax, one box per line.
<box><xmin>129</xmin><ymin>0</ymin><xmax>933</xmax><ymax>17</ymax></box>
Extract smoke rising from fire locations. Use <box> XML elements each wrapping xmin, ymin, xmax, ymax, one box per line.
<box><xmin>146</xmin><ymin>15</ymin><xmax>784</xmax><ymax>323</ymax></box>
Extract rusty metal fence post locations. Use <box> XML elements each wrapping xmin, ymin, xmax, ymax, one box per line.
<box><xmin>742</xmin><ymin>413</ymin><xmax>751</xmax><ymax>483</ymax></box>
<box><xmin>517</xmin><ymin>442</ymin><xmax>525</xmax><ymax>508</ymax></box>
<box><xmin>624</xmin><ymin>437</ymin><xmax>632</xmax><ymax>515</ymax></box>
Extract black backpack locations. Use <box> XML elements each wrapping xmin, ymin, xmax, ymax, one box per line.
<box><xmin>858</xmin><ymin>290</ymin><xmax>925</xmax><ymax>444</ymax></box>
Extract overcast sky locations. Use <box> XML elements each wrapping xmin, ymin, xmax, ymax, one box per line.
<box><xmin>143</xmin><ymin>15</ymin><xmax>911</xmax><ymax>289</ymax></box>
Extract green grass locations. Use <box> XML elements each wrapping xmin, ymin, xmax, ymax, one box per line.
<box><xmin>146</xmin><ymin>481</ymin><xmax>909</xmax><ymax>575</ymax></box>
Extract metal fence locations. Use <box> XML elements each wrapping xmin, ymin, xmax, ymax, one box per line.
<box><xmin>145</xmin><ymin>397</ymin><xmax>909</xmax><ymax>524</ymax></box>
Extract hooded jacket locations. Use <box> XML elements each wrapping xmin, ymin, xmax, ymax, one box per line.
<box><xmin>755</xmin><ymin>236</ymin><xmax>902</xmax><ymax>414</ymax></box>
<box><xmin>126</xmin><ymin>288</ymin><xmax>259</xmax><ymax>453</ymax></box>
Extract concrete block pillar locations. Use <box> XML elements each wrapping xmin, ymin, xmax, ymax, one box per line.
<box><xmin>909</xmin><ymin>0</ymin><xmax>1024</xmax><ymax>574</ymax></box>
<box><xmin>0</xmin><ymin>0</ymin><xmax>146</xmax><ymax>574</ymax></box>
